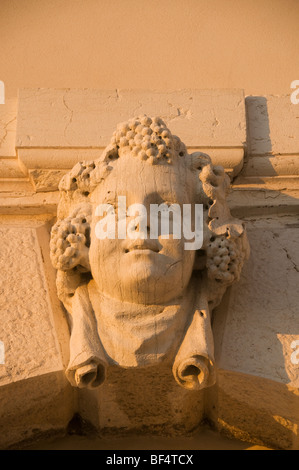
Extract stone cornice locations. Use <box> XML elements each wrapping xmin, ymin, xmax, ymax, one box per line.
<box><xmin>0</xmin><ymin>89</ymin><xmax>298</xmax><ymax>216</ymax></box>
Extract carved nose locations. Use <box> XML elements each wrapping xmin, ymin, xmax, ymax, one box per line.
<box><xmin>127</xmin><ymin>217</ymin><xmax>149</xmax><ymax>236</ymax></box>
<box><xmin>133</xmin><ymin>223</ymin><xmax>150</xmax><ymax>233</ymax></box>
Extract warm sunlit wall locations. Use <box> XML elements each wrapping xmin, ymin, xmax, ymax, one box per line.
<box><xmin>1</xmin><ymin>0</ymin><xmax>298</xmax><ymax>99</ymax></box>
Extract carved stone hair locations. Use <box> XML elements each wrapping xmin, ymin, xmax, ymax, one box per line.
<box><xmin>50</xmin><ymin>115</ymin><xmax>249</xmax><ymax>308</ymax></box>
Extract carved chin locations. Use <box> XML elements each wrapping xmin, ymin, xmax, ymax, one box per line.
<box><xmin>123</xmin><ymin>260</ymin><xmax>163</xmax><ymax>281</ymax></box>
<box><xmin>119</xmin><ymin>262</ymin><xmax>186</xmax><ymax>297</ymax></box>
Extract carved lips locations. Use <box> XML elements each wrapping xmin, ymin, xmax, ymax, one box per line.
<box><xmin>124</xmin><ymin>239</ymin><xmax>160</xmax><ymax>254</ymax></box>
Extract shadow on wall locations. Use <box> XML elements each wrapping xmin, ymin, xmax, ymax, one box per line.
<box><xmin>232</xmin><ymin>95</ymin><xmax>299</xmax><ymax>215</ymax></box>
<box><xmin>245</xmin><ymin>96</ymin><xmax>272</xmax><ymax>156</ymax></box>
<box><xmin>208</xmin><ymin>96</ymin><xmax>299</xmax><ymax>448</ymax></box>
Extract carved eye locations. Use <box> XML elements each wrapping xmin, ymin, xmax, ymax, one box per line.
<box><xmin>108</xmin><ymin>153</ymin><xmax>118</xmax><ymax>160</ymax></box>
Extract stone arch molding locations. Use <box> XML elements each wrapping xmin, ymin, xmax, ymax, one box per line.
<box><xmin>50</xmin><ymin>115</ymin><xmax>249</xmax><ymax>391</ymax></box>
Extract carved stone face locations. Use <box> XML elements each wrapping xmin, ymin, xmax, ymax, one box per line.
<box><xmin>89</xmin><ymin>148</ymin><xmax>197</xmax><ymax>304</ymax></box>
<box><xmin>50</xmin><ymin>115</ymin><xmax>249</xmax><ymax>392</ymax></box>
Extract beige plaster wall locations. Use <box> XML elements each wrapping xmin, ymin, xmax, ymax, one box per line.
<box><xmin>1</xmin><ymin>0</ymin><xmax>299</xmax><ymax>450</ymax></box>
<box><xmin>1</xmin><ymin>0</ymin><xmax>299</xmax><ymax>99</ymax></box>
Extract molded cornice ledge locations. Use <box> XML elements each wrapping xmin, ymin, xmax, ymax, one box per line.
<box><xmin>230</xmin><ymin>95</ymin><xmax>299</xmax><ymax>218</ymax></box>
<box><xmin>0</xmin><ymin>89</ymin><xmax>246</xmax><ymax>200</ymax></box>
<box><xmin>2</xmin><ymin>89</ymin><xmax>299</xmax><ymax>217</ymax></box>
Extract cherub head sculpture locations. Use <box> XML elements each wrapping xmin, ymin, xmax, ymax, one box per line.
<box><xmin>50</xmin><ymin>115</ymin><xmax>249</xmax><ymax>391</ymax></box>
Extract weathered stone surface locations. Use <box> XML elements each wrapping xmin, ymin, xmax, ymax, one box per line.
<box><xmin>0</xmin><ymin>221</ymin><xmax>74</xmax><ymax>448</ymax></box>
<box><xmin>246</xmin><ymin>95</ymin><xmax>299</xmax><ymax>157</ymax></box>
<box><xmin>29</xmin><ymin>169</ymin><xmax>68</xmax><ymax>192</ymax></box>
<box><xmin>16</xmin><ymin>89</ymin><xmax>246</xmax><ymax>180</ymax></box>
<box><xmin>233</xmin><ymin>94</ymin><xmax>299</xmax><ymax>218</ymax></box>
<box><xmin>0</xmin><ymin>371</ymin><xmax>73</xmax><ymax>449</ymax></box>
<box><xmin>209</xmin><ymin>217</ymin><xmax>299</xmax><ymax>448</ymax></box>
<box><xmin>0</xmin><ymin>192</ymin><xmax>59</xmax><ymax>215</ymax></box>
<box><xmin>0</xmin><ymin>98</ymin><xmax>17</xmax><ymax>157</ymax></box>
<box><xmin>0</xmin><ymin>88</ymin><xmax>298</xmax><ymax>449</ymax></box>
<box><xmin>208</xmin><ymin>371</ymin><xmax>299</xmax><ymax>450</ymax></box>
<box><xmin>18</xmin><ymin>148</ymin><xmax>102</xmax><ymax>169</ymax></box>
<box><xmin>240</xmin><ymin>155</ymin><xmax>299</xmax><ymax>177</ymax></box>
<box><xmin>47</xmin><ymin>115</ymin><xmax>249</xmax><ymax>434</ymax></box>
<box><xmin>17</xmin><ymin>89</ymin><xmax>246</xmax><ymax>148</ymax></box>
<box><xmin>234</xmin><ymin>95</ymin><xmax>299</xmax><ymax>205</ymax></box>
<box><xmin>215</xmin><ymin>222</ymin><xmax>299</xmax><ymax>384</ymax></box>
<box><xmin>79</xmin><ymin>364</ymin><xmax>206</xmax><ymax>435</ymax></box>
<box><xmin>0</xmin><ymin>158</ymin><xmax>26</xmax><ymax>178</ymax></box>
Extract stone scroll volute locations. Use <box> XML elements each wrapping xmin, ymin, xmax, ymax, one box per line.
<box><xmin>49</xmin><ymin>115</ymin><xmax>250</xmax><ymax>391</ymax></box>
